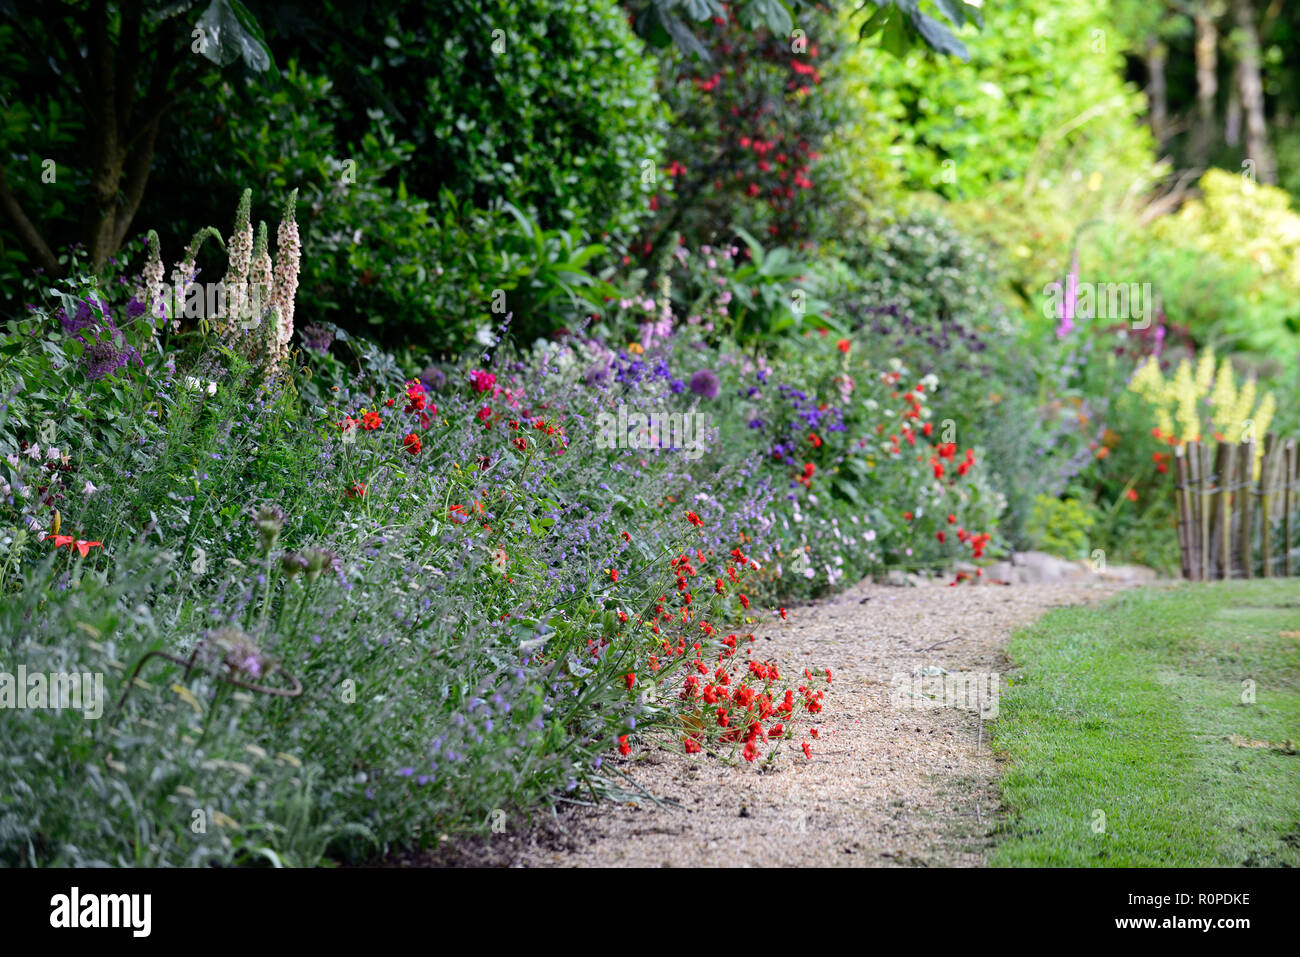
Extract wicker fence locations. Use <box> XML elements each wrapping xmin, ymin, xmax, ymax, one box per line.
<box><xmin>1173</xmin><ymin>435</ymin><xmax>1299</xmax><ymax>580</ymax></box>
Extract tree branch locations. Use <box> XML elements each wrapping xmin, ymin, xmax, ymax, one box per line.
<box><xmin>113</xmin><ymin>118</ymin><xmax>160</xmax><ymax>250</ymax></box>
<box><xmin>0</xmin><ymin>163</ymin><xmax>62</xmax><ymax>277</ymax></box>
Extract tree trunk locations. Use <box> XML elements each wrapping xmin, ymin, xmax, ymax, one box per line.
<box><xmin>0</xmin><ymin>164</ymin><xmax>62</xmax><ymax>275</ymax></box>
<box><xmin>0</xmin><ymin>1</ymin><xmax>189</xmax><ymax>278</ymax></box>
<box><xmin>1225</xmin><ymin>83</ymin><xmax>1241</xmax><ymax>147</ymax></box>
<box><xmin>1234</xmin><ymin>0</ymin><xmax>1276</xmax><ymax>184</ymax></box>
<box><xmin>1145</xmin><ymin>39</ymin><xmax>1169</xmax><ymax>149</ymax></box>
<box><xmin>1192</xmin><ymin>4</ymin><xmax>1220</xmax><ymax>166</ymax></box>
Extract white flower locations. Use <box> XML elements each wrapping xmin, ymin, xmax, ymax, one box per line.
<box><xmin>6</xmin><ymin>453</ymin><xmax>18</xmax><ymax>467</ymax></box>
<box><xmin>206</xmin><ymin>380</ymin><xmax>218</xmax><ymax>396</ymax></box>
<box><xmin>46</xmin><ymin>446</ymin><xmax>61</xmax><ymax>461</ymax></box>
<box><xmin>83</xmin><ymin>480</ymin><xmax>99</xmax><ymax>496</ymax></box>
<box><xmin>24</xmin><ymin>443</ymin><xmax>41</xmax><ymax>460</ymax></box>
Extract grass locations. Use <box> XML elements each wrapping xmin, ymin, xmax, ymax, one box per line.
<box><xmin>990</xmin><ymin>580</ymin><xmax>1300</xmax><ymax>867</ymax></box>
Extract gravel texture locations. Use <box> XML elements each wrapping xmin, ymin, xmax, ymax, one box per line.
<box><xmin>392</xmin><ymin>576</ymin><xmax>1134</xmax><ymax>868</ymax></box>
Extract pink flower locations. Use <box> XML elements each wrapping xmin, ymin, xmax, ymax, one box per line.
<box><xmin>470</xmin><ymin>370</ymin><xmax>496</xmax><ymax>393</ymax></box>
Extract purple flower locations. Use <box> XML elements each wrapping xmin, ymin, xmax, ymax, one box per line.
<box><xmin>300</xmin><ymin>323</ymin><xmax>334</xmax><ymax>353</ymax></box>
<box><xmin>1056</xmin><ymin>251</ymin><xmax>1079</xmax><ymax>340</ymax></box>
<box><xmin>689</xmin><ymin>369</ymin><xmax>719</xmax><ymax>399</ymax></box>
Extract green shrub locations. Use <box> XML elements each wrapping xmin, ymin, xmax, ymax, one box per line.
<box><xmin>369</xmin><ymin>0</ymin><xmax>666</xmax><ymax>237</ymax></box>
<box><xmin>1025</xmin><ymin>495</ymin><xmax>1096</xmax><ymax>560</ymax></box>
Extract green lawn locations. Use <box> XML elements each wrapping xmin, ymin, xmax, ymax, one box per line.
<box><xmin>991</xmin><ymin>580</ymin><xmax>1300</xmax><ymax>867</ymax></box>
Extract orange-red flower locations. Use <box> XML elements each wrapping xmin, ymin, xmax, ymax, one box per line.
<box><xmin>45</xmin><ymin>534</ymin><xmax>102</xmax><ymax>557</ymax></box>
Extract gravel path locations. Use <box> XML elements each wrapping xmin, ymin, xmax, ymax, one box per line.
<box><xmin>403</xmin><ymin>577</ymin><xmax>1135</xmax><ymax>868</ymax></box>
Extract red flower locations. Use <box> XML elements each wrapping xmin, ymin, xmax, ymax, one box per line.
<box><xmin>618</xmin><ymin>735</ymin><xmax>631</xmax><ymax>756</ymax></box>
<box><xmin>476</xmin><ymin>406</ymin><xmax>492</xmax><ymax>422</ymax></box>
<box><xmin>807</xmin><ymin>432</ymin><xmax>821</xmax><ymax>448</ymax></box>
<box><xmin>402</xmin><ymin>432</ymin><xmax>421</xmax><ymax>456</ymax></box>
<box><xmin>404</xmin><ymin>382</ymin><xmax>428</xmax><ymax>413</ymax></box>
<box><xmin>684</xmin><ymin>737</ymin><xmax>702</xmax><ymax>754</ymax></box>
<box><xmin>738</xmin><ymin>594</ymin><xmax>749</xmax><ymax>609</ymax></box>
<box><xmin>513</xmin><ymin>436</ymin><xmax>528</xmax><ymax>451</ymax></box>
<box><xmin>779</xmin><ymin>607</ymin><xmax>787</xmax><ymax>620</ymax></box>
<box><xmin>802</xmin><ymin>741</ymin><xmax>812</xmax><ymax>759</ymax></box>
<box><xmin>948</xmin><ymin>514</ymin><xmax>956</xmax><ymax>524</ymax></box>
<box><xmin>903</xmin><ymin>511</ymin><xmax>913</xmax><ymax>522</ymax></box>
<box><xmin>836</xmin><ymin>338</ymin><xmax>851</xmax><ymax>353</ymax></box>
<box><xmin>936</xmin><ymin>531</ymin><xmax>946</xmax><ymax>543</ymax></box>
<box><xmin>608</xmin><ymin>568</ymin><xmax>620</xmax><ymax>582</ymax></box>
<box><xmin>346</xmin><ymin>483</ymin><xmax>366</xmax><ymax>499</ymax></box>
<box><xmin>46</xmin><ymin>534</ymin><xmax>102</xmax><ymax>557</ymax></box>
<box><xmin>624</xmin><ymin>672</ymin><xmax>635</xmax><ymax>690</ymax></box>
<box><xmin>384</xmin><ymin>398</ymin><xmax>395</xmax><ymax>408</ymax></box>
<box><xmin>361</xmin><ymin>410</ymin><xmax>382</xmax><ymax>431</ymax></box>
<box><xmin>809</xmin><ymin>727</ymin><xmax>819</xmax><ymax>739</ymax></box>
<box><xmin>1126</xmin><ymin>488</ymin><xmax>1139</xmax><ymax>502</ymax></box>
<box><xmin>685</xmin><ymin>510</ymin><xmax>704</xmax><ymax>527</ymax></box>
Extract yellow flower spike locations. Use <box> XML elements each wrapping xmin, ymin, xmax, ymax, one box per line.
<box><xmin>50</xmin><ymin>509</ymin><xmax>61</xmax><ymax>538</ymax></box>
<box><xmin>1194</xmin><ymin>348</ymin><xmax>1216</xmax><ymax>395</ymax></box>
<box><xmin>1228</xmin><ymin>377</ymin><xmax>1257</xmax><ymax>442</ymax></box>
<box><xmin>1209</xmin><ymin>360</ymin><xmax>1237</xmax><ymax>426</ymax></box>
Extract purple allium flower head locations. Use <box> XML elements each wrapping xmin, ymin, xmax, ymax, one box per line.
<box><xmin>300</xmin><ymin>323</ymin><xmax>334</xmax><ymax>354</ymax></box>
<box><xmin>688</xmin><ymin>369</ymin><xmax>719</xmax><ymax>399</ymax></box>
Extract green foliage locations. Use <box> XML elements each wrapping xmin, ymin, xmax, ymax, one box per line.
<box><xmin>1025</xmin><ymin>495</ymin><xmax>1095</xmax><ymax>559</ymax></box>
<box><xmin>370</xmin><ymin>0</ymin><xmax>666</xmax><ymax>237</ymax></box>
<box><xmin>837</xmin><ymin>0</ymin><xmax>1154</xmax><ymax>209</ymax></box>
<box><xmin>841</xmin><ymin>209</ymin><xmax>1004</xmax><ymax>324</ymax></box>
<box><xmin>1150</xmin><ymin>169</ymin><xmax>1300</xmax><ymax>365</ymax></box>
<box><xmin>644</xmin><ymin>8</ymin><xmax>850</xmax><ymax>251</ymax></box>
